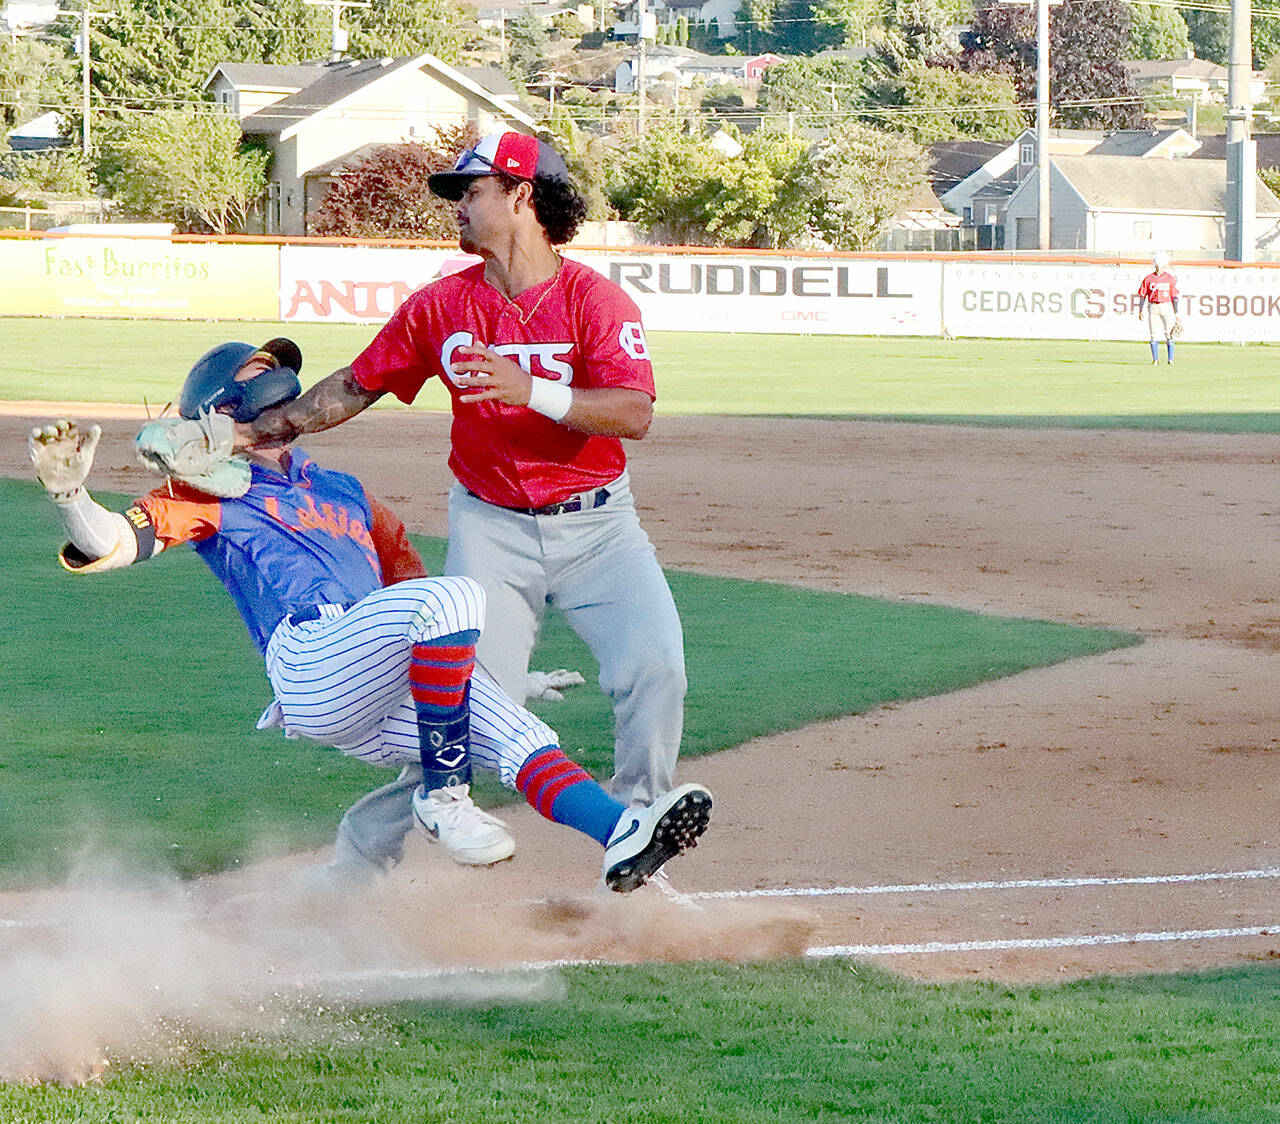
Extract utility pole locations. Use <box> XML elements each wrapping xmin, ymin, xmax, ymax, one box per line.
<box><xmin>1225</xmin><ymin>0</ymin><xmax>1255</xmax><ymax>261</ymax></box>
<box><xmin>999</xmin><ymin>0</ymin><xmax>1059</xmax><ymax>250</ymax></box>
<box><xmin>1035</xmin><ymin>0</ymin><xmax>1050</xmax><ymax>250</ymax></box>
<box><xmin>304</xmin><ymin>0</ymin><xmax>370</xmax><ymax>61</ymax></box>
<box><xmin>78</xmin><ymin>7</ymin><xmax>91</xmax><ymax>154</ymax></box>
<box><xmin>636</xmin><ymin>0</ymin><xmax>648</xmax><ymax>133</ymax></box>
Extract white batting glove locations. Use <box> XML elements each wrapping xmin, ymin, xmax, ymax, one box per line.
<box><xmin>525</xmin><ymin>668</ymin><xmax>586</xmax><ymax>702</ymax></box>
<box><xmin>29</xmin><ymin>418</ymin><xmax>102</xmax><ymax>502</ymax></box>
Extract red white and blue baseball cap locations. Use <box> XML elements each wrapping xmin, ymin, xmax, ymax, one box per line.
<box><xmin>428</xmin><ymin>131</ymin><xmax>572</xmax><ymax>200</ymax></box>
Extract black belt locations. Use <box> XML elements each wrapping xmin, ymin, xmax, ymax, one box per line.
<box><xmin>471</xmin><ymin>486</ymin><xmax>611</xmax><ymax>518</ymax></box>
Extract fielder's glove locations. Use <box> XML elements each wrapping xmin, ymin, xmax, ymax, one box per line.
<box><xmin>135</xmin><ymin>410</ymin><xmax>251</xmax><ymax>498</ymax></box>
<box><xmin>29</xmin><ymin>418</ymin><xmax>101</xmax><ymax>502</ymax></box>
<box><xmin>1170</xmin><ymin>318</ymin><xmax>1184</xmax><ymax>338</ymax></box>
<box><xmin>525</xmin><ymin>668</ymin><xmax>586</xmax><ymax>702</ymax></box>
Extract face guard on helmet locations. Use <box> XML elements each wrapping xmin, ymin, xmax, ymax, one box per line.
<box><xmin>178</xmin><ymin>337</ymin><xmax>303</xmax><ymax>422</ymax></box>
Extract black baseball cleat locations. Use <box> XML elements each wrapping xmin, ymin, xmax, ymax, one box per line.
<box><xmin>603</xmin><ymin>783</ymin><xmax>712</xmax><ymax>893</ymax></box>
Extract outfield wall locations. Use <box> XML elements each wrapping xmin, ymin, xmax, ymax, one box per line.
<box><xmin>6</xmin><ymin>234</ymin><xmax>1280</xmax><ymax>343</ymax></box>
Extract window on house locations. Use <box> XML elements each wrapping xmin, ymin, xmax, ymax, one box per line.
<box><xmin>963</xmin><ymin>206</ymin><xmax>973</xmax><ymax>224</ymax></box>
<box><xmin>1133</xmin><ymin>220</ymin><xmax>1153</xmax><ymax>240</ymax></box>
<box><xmin>985</xmin><ymin>206</ymin><xmax>999</xmax><ymax>224</ymax></box>
<box><xmin>1021</xmin><ymin>142</ymin><xmax>1035</xmax><ymax>164</ymax></box>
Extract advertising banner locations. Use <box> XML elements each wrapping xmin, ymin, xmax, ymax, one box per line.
<box><xmin>577</xmin><ymin>251</ymin><xmax>944</xmax><ymax>336</ymax></box>
<box><xmin>280</xmin><ymin>245</ymin><xmax>476</xmax><ymax>322</ymax></box>
<box><xmin>0</xmin><ymin>239</ymin><xmax>278</xmax><ymax>319</ymax></box>
<box><xmin>943</xmin><ymin>260</ymin><xmax>1280</xmax><ymax>343</ymax></box>
<box><xmin>10</xmin><ymin>235</ymin><xmax>1280</xmax><ymax>343</ymax></box>
<box><xmin>277</xmin><ymin>246</ymin><xmax>945</xmax><ymax>335</ymax></box>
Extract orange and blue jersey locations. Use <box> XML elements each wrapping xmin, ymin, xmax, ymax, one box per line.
<box><xmin>136</xmin><ymin>450</ymin><xmax>424</xmax><ymax>653</ymax></box>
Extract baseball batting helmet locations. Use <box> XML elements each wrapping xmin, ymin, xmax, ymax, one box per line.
<box><xmin>178</xmin><ymin>338</ymin><xmax>303</xmax><ymax>422</ymax></box>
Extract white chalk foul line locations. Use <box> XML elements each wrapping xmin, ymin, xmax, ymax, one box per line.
<box><xmin>691</xmin><ymin>866</ymin><xmax>1280</xmax><ymax>902</ymax></box>
<box><xmin>297</xmin><ymin>926</ymin><xmax>1280</xmax><ymax>985</ymax></box>
<box><xmin>807</xmin><ymin>925</ymin><xmax>1277</xmax><ymax>959</ymax></box>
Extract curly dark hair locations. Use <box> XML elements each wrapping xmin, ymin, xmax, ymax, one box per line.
<box><xmin>495</xmin><ymin>172</ymin><xmax>588</xmax><ymax>245</ymax></box>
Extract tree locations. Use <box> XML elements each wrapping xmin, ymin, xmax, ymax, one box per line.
<box><xmin>606</xmin><ymin>125</ymin><xmax>808</xmax><ymax>247</ymax></box>
<box><xmin>311</xmin><ymin>122</ymin><xmax>477</xmax><ymax>237</ymax></box>
<box><xmin>859</xmin><ymin>61</ymin><xmax>1026</xmax><ymax>143</ymax></box>
<box><xmin>346</xmin><ymin>0</ymin><xmax>471</xmax><ymax>62</ymax></box>
<box><xmin>810</xmin><ymin>0</ymin><xmax>883</xmax><ymax>49</ymax></box>
<box><xmin>0</xmin><ymin>149</ymin><xmax>93</xmax><ymax>198</ymax></box>
<box><xmin>0</xmin><ymin>33</ymin><xmax>75</xmax><ymax>132</ymax></box>
<box><xmin>741</xmin><ymin>128</ymin><xmax>811</xmax><ymax>246</ymax></box>
<box><xmin>959</xmin><ymin>0</ymin><xmax>1145</xmax><ymax>129</ymax></box>
<box><xmin>1050</xmin><ymin>0</ymin><xmax>1144</xmax><ymax>127</ymax></box>
<box><xmin>506</xmin><ymin>6</ymin><xmax>548</xmax><ymax>86</ymax></box>
<box><xmin>802</xmin><ymin>121</ymin><xmax>924</xmax><ymax>249</ymax></box>
<box><xmin>98</xmin><ymin>108</ymin><xmax>268</xmax><ymax>233</ymax></box>
<box><xmin>734</xmin><ymin>0</ymin><xmax>843</xmax><ymax>55</ymax></box>
<box><xmin>957</xmin><ymin>1</ymin><xmax>1034</xmax><ymax>82</ymax></box>
<box><xmin>1127</xmin><ymin>3</ymin><xmax>1190</xmax><ymax>60</ymax></box>
<box><xmin>761</xmin><ymin>55</ymin><xmax>867</xmax><ymax>127</ymax></box>
<box><xmin>874</xmin><ymin>0</ymin><xmax>953</xmax><ymax>66</ymax></box>
<box><xmin>1181</xmin><ymin>9</ymin><xmax>1280</xmax><ymax>67</ymax></box>
<box><xmin>1181</xmin><ymin>10</ymin><xmax>1230</xmax><ymax>64</ymax></box>
<box><xmin>538</xmin><ymin>111</ymin><xmax>612</xmax><ymax>220</ymax></box>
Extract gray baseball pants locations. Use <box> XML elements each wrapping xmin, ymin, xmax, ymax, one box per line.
<box><xmin>329</xmin><ymin>470</ymin><xmax>686</xmax><ymax>874</ymax></box>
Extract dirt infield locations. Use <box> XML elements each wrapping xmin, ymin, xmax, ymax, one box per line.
<box><xmin>5</xmin><ymin>406</ymin><xmax>1280</xmax><ymax>985</ymax></box>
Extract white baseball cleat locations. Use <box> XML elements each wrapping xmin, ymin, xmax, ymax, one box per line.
<box><xmin>412</xmin><ymin>783</ymin><xmax>516</xmax><ymax>866</ymax></box>
<box><xmin>603</xmin><ymin>783</ymin><xmax>712</xmax><ymax>893</ymax></box>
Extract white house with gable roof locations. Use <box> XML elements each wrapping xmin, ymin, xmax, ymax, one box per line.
<box><xmin>204</xmin><ymin>55</ymin><xmax>535</xmax><ymax>236</ymax></box>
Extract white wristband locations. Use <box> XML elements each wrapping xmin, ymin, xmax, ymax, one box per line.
<box><xmin>527</xmin><ymin>379</ymin><xmax>573</xmax><ymax>422</ymax></box>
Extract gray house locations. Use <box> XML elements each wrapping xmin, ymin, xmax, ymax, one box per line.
<box><xmin>949</xmin><ymin>127</ymin><xmax>1201</xmax><ymax>229</ymax></box>
<box><xmin>1000</xmin><ymin>154</ymin><xmax>1280</xmax><ymax>252</ymax></box>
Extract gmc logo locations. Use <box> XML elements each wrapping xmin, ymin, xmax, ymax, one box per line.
<box><xmin>610</xmin><ymin>263</ymin><xmax>911</xmax><ymax>300</ymax></box>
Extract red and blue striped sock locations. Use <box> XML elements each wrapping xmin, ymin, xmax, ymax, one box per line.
<box><xmin>411</xmin><ymin>628</ymin><xmax>479</xmax><ymax>790</ymax></box>
<box><xmin>516</xmin><ymin>747</ymin><xmax>625</xmax><ymax>847</ymax></box>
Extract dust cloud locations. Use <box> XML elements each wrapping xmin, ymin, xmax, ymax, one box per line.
<box><xmin>0</xmin><ymin>856</ymin><xmax>814</xmax><ymax>1085</ymax></box>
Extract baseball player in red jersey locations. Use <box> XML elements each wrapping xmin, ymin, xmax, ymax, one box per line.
<box><xmin>29</xmin><ymin>340</ymin><xmax>710</xmax><ymax>893</ymax></box>
<box><xmin>1137</xmin><ymin>251</ymin><xmax>1180</xmax><ymax>365</ymax></box>
<box><xmin>238</xmin><ymin>131</ymin><xmax>705</xmax><ymax>888</ymax></box>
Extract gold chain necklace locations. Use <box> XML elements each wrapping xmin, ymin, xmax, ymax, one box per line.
<box><xmin>507</xmin><ymin>257</ymin><xmax>562</xmax><ymax>325</ymax></box>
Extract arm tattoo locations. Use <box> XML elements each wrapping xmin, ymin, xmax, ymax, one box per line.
<box><xmin>251</xmin><ymin>368</ymin><xmax>383</xmax><ymax>446</ymax></box>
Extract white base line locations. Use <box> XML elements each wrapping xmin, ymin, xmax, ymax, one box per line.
<box><xmin>301</xmin><ymin>926</ymin><xmax>1280</xmax><ymax>983</ymax></box>
<box><xmin>691</xmin><ymin>866</ymin><xmax>1280</xmax><ymax>902</ymax></box>
<box><xmin>808</xmin><ymin>925</ymin><xmax>1277</xmax><ymax>958</ymax></box>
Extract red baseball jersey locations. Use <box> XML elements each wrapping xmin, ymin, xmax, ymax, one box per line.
<box><xmin>1138</xmin><ymin>270</ymin><xmax>1178</xmax><ymax>304</ymax></box>
<box><xmin>351</xmin><ymin>258</ymin><xmax>656</xmax><ymax>509</ymax></box>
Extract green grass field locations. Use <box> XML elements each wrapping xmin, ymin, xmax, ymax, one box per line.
<box><xmin>5</xmin><ymin>961</ymin><xmax>1280</xmax><ymax>1122</ymax></box>
<box><xmin>5</xmin><ymin>317</ymin><xmax>1280</xmax><ymax>429</ymax></box>
<box><xmin>3</xmin><ymin>319</ymin><xmax>1275</xmax><ymax>1119</ymax></box>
